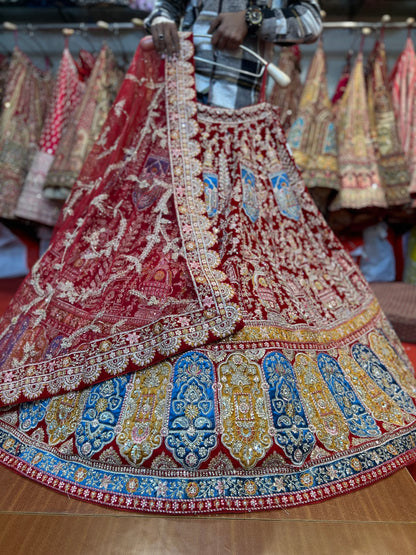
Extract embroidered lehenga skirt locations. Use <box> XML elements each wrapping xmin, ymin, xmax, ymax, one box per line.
<box><xmin>1</xmin><ymin>34</ymin><xmax>416</xmax><ymax>515</ymax></box>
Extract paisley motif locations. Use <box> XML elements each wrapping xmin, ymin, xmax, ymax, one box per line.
<box><xmin>294</xmin><ymin>353</ymin><xmax>350</xmax><ymax>452</ymax></box>
<box><xmin>165</xmin><ymin>351</ymin><xmax>217</xmax><ymax>469</ymax></box>
<box><xmin>117</xmin><ymin>361</ymin><xmax>171</xmax><ymax>465</ymax></box>
<box><xmin>75</xmin><ymin>375</ymin><xmax>129</xmax><ymax>457</ymax></box>
<box><xmin>45</xmin><ymin>390</ymin><xmax>88</xmax><ymax>445</ymax></box>
<box><xmin>263</xmin><ymin>351</ymin><xmax>315</xmax><ymax>465</ymax></box>
<box><xmin>369</xmin><ymin>332</ymin><xmax>416</xmax><ymax>398</ymax></box>
<box><xmin>317</xmin><ymin>353</ymin><xmax>380</xmax><ymax>437</ymax></box>
<box><xmin>338</xmin><ymin>352</ymin><xmax>406</xmax><ymax>426</ymax></box>
<box><xmin>218</xmin><ymin>352</ymin><xmax>272</xmax><ymax>468</ymax></box>
<box><xmin>352</xmin><ymin>344</ymin><xmax>416</xmax><ymax>415</ymax></box>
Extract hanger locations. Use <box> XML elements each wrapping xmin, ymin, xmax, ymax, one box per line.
<box><xmin>193</xmin><ymin>35</ymin><xmax>291</xmax><ymax>87</ymax></box>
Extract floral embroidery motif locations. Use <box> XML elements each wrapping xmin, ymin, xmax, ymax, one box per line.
<box><xmin>317</xmin><ymin>353</ymin><xmax>380</xmax><ymax>437</ymax></box>
<box><xmin>263</xmin><ymin>351</ymin><xmax>315</xmax><ymax>465</ymax></box>
<box><xmin>219</xmin><ymin>353</ymin><xmax>272</xmax><ymax>468</ymax></box>
<box><xmin>165</xmin><ymin>352</ymin><xmax>217</xmax><ymax>469</ymax></box>
<box><xmin>19</xmin><ymin>399</ymin><xmax>50</xmax><ymax>432</ymax></box>
<box><xmin>352</xmin><ymin>344</ymin><xmax>416</xmax><ymax>415</ymax></box>
<box><xmin>117</xmin><ymin>361</ymin><xmax>171</xmax><ymax>465</ymax></box>
<box><xmin>294</xmin><ymin>353</ymin><xmax>350</xmax><ymax>452</ymax></box>
<box><xmin>369</xmin><ymin>332</ymin><xmax>416</xmax><ymax>398</ymax></box>
<box><xmin>338</xmin><ymin>352</ymin><xmax>405</xmax><ymax>426</ymax></box>
<box><xmin>76</xmin><ymin>376</ymin><xmax>129</xmax><ymax>457</ymax></box>
<box><xmin>45</xmin><ymin>390</ymin><xmax>87</xmax><ymax>445</ymax></box>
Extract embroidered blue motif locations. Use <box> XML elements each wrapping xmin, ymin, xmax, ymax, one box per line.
<box><xmin>263</xmin><ymin>351</ymin><xmax>315</xmax><ymax>465</ymax></box>
<box><xmin>19</xmin><ymin>399</ymin><xmax>50</xmax><ymax>432</ymax></box>
<box><xmin>241</xmin><ymin>166</ymin><xmax>259</xmax><ymax>223</ymax></box>
<box><xmin>75</xmin><ymin>375</ymin><xmax>130</xmax><ymax>457</ymax></box>
<box><xmin>352</xmin><ymin>344</ymin><xmax>416</xmax><ymax>415</ymax></box>
<box><xmin>203</xmin><ymin>172</ymin><xmax>219</xmax><ymax>217</ymax></box>
<box><xmin>270</xmin><ymin>171</ymin><xmax>300</xmax><ymax>221</ymax></box>
<box><xmin>165</xmin><ymin>351</ymin><xmax>217</xmax><ymax>469</ymax></box>
<box><xmin>317</xmin><ymin>353</ymin><xmax>381</xmax><ymax>437</ymax></box>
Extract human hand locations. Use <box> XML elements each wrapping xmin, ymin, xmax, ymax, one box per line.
<box><xmin>151</xmin><ymin>18</ymin><xmax>180</xmax><ymax>57</ymax></box>
<box><xmin>208</xmin><ymin>11</ymin><xmax>248</xmax><ymax>51</ymax></box>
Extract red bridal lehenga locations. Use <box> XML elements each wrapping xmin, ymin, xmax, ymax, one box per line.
<box><xmin>1</xmin><ymin>34</ymin><xmax>416</xmax><ymax>515</ymax></box>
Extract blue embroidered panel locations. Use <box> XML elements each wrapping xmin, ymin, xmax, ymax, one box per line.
<box><xmin>317</xmin><ymin>353</ymin><xmax>381</xmax><ymax>437</ymax></box>
<box><xmin>19</xmin><ymin>399</ymin><xmax>50</xmax><ymax>432</ymax></box>
<box><xmin>263</xmin><ymin>351</ymin><xmax>315</xmax><ymax>465</ymax></box>
<box><xmin>270</xmin><ymin>171</ymin><xmax>301</xmax><ymax>221</ymax></box>
<box><xmin>241</xmin><ymin>166</ymin><xmax>260</xmax><ymax>223</ymax></box>
<box><xmin>165</xmin><ymin>351</ymin><xmax>217</xmax><ymax>469</ymax></box>
<box><xmin>352</xmin><ymin>344</ymin><xmax>416</xmax><ymax>414</ymax></box>
<box><xmin>203</xmin><ymin>172</ymin><xmax>219</xmax><ymax>217</ymax></box>
<box><xmin>75</xmin><ymin>375</ymin><xmax>130</xmax><ymax>457</ymax></box>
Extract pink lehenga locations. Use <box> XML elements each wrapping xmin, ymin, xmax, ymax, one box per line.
<box><xmin>0</xmin><ymin>34</ymin><xmax>416</xmax><ymax>515</ymax></box>
<box><xmin>14</xmin><ymin>45</ymin><xmax>86</xmax><ymax>227</ymax></box>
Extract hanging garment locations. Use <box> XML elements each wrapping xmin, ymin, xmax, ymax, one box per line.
<box><xmin>268</xmin><ymin>45</ymin><xmax>302</xmax><ymax>132</ymax></box>
<box><xmin>0</xmin><ymin>52</ymin><xmax>9</xmax><ymax>106</ymax></box>
<box><xmin>366</xmin><ymin>39</ymin><xmax>410</xmax><ymax>208</ymax></box>
<box><xmin>287</xmin><ymin>42</ymin><xmax>339</xmax><ymax>215</ymax></box>
<box><xmin>332</xmin><ymin>50</ymin><xmax>352</xmax><ymax>105</ymax></box>
<box><xmin>14</xmin><ymin>46</ymin><xmax>86</xmax><ymax>227</ymax></box>
<box><xmin>0</xmin><ymin>34</ymin><xmax>416</xmax><ymax>516</ymax></box>
<box><xmin>43</xmin><ymin>45</ymin><xmax>123</xmax><ymax>202</ymax></box>
<box><xmin>390</xmin><ymin>36</ymin><xmax>416</xmax><ymax>200</ymax></box>
<box><xmin>0</xmin><ymin>47</ymin><xmax>52</xmax><ymax>220</ymax></box>
<box><xmin>329</xmin><ymin>51</ymin><xmax>387</xmax><ymax>230</ymax></box>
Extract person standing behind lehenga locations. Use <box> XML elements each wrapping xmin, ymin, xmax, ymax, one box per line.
<box><xmin>145</xmin><ymin>0</ymin><xmax>322</xmax><ymax>109</ymax></box>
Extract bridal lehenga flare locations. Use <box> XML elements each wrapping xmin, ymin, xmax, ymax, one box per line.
<box><xmin>0</xmin><ymin>34</ymin><xmax>415</xmax><ymax>515</ymax></box>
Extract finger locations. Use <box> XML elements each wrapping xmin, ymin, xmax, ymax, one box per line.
<box><xmin>152</xmin><ymin>24</ymin><xmax>167</xmax><ymax>53</ymax></box>
<box><xmin>208</xmin><ymin>15</ymin><xmax>221</xmax><ymax>34</ymax></box>
<box><xmin>165</xmin><ymin>25</ymin><xmax>180</xmax><ymax>57</ymax></box>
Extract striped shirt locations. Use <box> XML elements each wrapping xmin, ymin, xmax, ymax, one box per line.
<box><xmin>145</xmin><ymin>1</ymin><xmax>322</xmax><ymax>108</ymax></box>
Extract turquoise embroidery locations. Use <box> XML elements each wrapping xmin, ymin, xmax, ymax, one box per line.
<box><xmin>270</xmin><ymin>171</ymin><xmax>300</xmax><ymax>221</ymax></box>
<box><xmin>19</xmin><ymin>399</ymin><xmax>50</xmax><ymax>432</ymax></box>
<box><xmin>352</xmin><ymin>344</ymin><xmax>416</xmax><ymax>415</ymax></box>
<box><xmin>165</xmin><ymin>351</ymin><xmax>217</xmax><ymax>469</ymax></box>
<box><xmin>203</xmin><ymin>172</ymin><xmax>219</xmax><ymax>217</ymax></box>
<box><xmin>263</xmin><ymin>351</ymin><xmax>315</xmax><ymax>465</ymax></box>
<box><xmin>75</xmin><ymin>375</ymin><xmax>130</xmax><ymax>457</ymax></box>
<box><xmin>317</xmin><ymin>353</ymin><xmax>381</xmax><ymax>437</ymax></box>
<box><xmin>241</xmin><ymin>166</ymin><xmax>259</xmax><ymax>223</ymax></box>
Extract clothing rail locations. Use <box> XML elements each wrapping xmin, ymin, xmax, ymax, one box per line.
<box><xmin>1</xmin><ymin>19</ymin><xmax>416</xmax><ymax>33</ymax></box>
